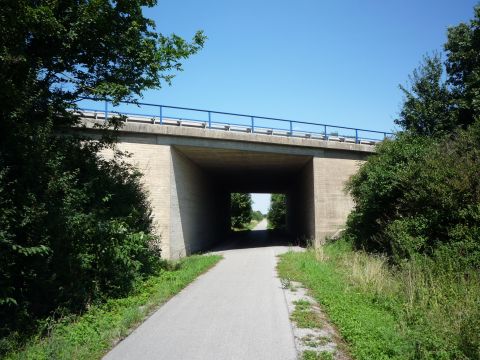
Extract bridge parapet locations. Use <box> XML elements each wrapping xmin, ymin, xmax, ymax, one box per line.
<box><xmin>80</xmin><ymin>117</ymin><xmax>377</xmax><ymax>156</ymax></box>
<box><xmin>76</xmin><ymin>98</ymin><xmax>393</xmax><ymax>146</ymax></box>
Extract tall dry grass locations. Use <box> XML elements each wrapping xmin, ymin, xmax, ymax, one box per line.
<box><xmin>317</xmin><ymin>241</ymin><xmax>480</xmax><ymax>358</ymax></box>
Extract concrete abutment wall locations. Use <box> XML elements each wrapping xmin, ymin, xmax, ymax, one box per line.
<box><xmin>313</xmin><ymin>153</ymin><xmax>365</xmax><ymax>245</ymax></box>
<box><xmin>169</xmin><ymin>148</ymin><xmax>228</xmax><ymax>258</ymax></box>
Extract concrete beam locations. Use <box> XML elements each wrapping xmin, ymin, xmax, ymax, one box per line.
<box><xmin>79</xmin><ymin>118</ymin><xmax>376</xmax><ymax>155</ymax></box>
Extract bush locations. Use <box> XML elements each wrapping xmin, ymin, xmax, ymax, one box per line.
<box><xmin>0</xmin><ymin>0</ymin><xmax>204</xmax><ymax>352</ymax></box>
<box><xmin>267</xmin><ymin>194</ymin><xmax>286</xmax><ymax>230</ymax></box>
<box><xmin>345</xmin><ymin>133</ymin><xmax>433</xmax><ymax>256</ymax></box>
<box><xmin>346</xmin><ymin>121</ymin><xmax>480</xmax><ymax>268</ymax></box>
<box><xmin>230</xmin><ymin>193</ymin><xmax>253</xmax><ymax>229</ymax></box>
<box><xmin>0</xmin><ymin>129</ymin><xmax>161</xmax><ymax>347</ymax></box>
<box><xmin>251</xmin><ymin>210</ymin><xmax>264</xmax><ymax>222</ymax></box>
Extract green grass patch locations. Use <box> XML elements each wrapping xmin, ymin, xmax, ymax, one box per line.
<box><xmin>302</xmin><ymin>334</ymin><xmax>331</xmax><ymax>347</ymax></box>
<box><xmin>278</xmin><ymin>246</ymin><xmax>410</xmax><ymax>359</ymax></box>
<box><xmin>302</xmin><ymin>350</ymin><xmax>334</xmax><ymax>360</ymax></box>
<box><xmin>278</xmin><ymin>241</ymin><xmax>480</xmax><ymax>359</ymax></box>
<box><xmin>291</xmin><ymin>300</ymin><xmax>320</xmax><ymax>328</ymax></box>
<box><xmin>232</xmin><ymin>219</ymin><xmax>262</xmax><ymax>231</ymax></box>
<box><xmin>5</xmin><ymin>254</ymin><xmax>221</xmax><ymax>360</ymax></box>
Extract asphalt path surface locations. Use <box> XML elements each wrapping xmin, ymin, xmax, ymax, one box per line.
<box><xmin>253</xmin><ymin>218</ymin><xmax>268</xmax><ymax>231</ymax></box>
<box><xmin>104</xmin><ymin>227</ymin><xmax>298</xmax><ymax>360</ymax></box>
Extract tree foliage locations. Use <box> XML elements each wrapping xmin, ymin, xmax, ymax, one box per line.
<box><xmin>251</xmin><ymin>210</ymin><xmax>264</xmax><ymax>222</ymax></box>
<box><xmin>267</xmin><ymin>194</ymin><xmax>286</xmax><ymax>230</ymax></box>
<box><xmin>230</xmin><ymin>193</ymin><xmax>253</xmax><ymax>229</ymax></box>
<box><xmin>346</xmin><ymin>124</ymin><xmax>480</xmax><ymax>268</ymax></box>
<box><xmin>347</xmin><ymin>5</ymin><xmax>480</xmax><ymax>268</ymax></box>
<box><xmin>1</xmin><ymin>0</ymin><xmax>205</xmax><ymax>107</ymax></box>
<box><xmin>0</xmin><ymin>0</ymin><xmax>204</xmax><ymax>345</ymax></box>
<box><xmin>445</xmin><ymin>5</ymin><xmax>480</xmax><ymax>127</ymax></box>
<box><xmin>396</xmin><ymin>5</ymin><xmax>480</xmax><ymax>136</ymax></box>
<box><xmin>396</xmin><ymin>54</ymin><xmax>455</xmax><ymax>136</ymax></box>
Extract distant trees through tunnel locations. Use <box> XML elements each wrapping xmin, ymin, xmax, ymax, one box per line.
<box><xmin>230</xmin><ymin>193</ymin><xmax>254</xmax><ymax>230</ymax></box>
<box><xmin>267</xmin><ymin>194</ymin><xmax>286</xmax><ymax>230</ymax></box>
<box><xmin>229</xmin><ymin>193</ymin><xmax>286</xmax><ymax>231</ymax></box>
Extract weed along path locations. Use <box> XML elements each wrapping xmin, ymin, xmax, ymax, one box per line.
<box><xmin>104</xmin><ymin>229</ymin><xmax>298</xmax><ymax>360</ymax></box>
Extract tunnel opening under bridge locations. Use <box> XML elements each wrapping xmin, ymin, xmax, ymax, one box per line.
<box><xmin>168</xmin><ymin>145</ymin><xmax>317</xmax><ymax>257</ymax></box>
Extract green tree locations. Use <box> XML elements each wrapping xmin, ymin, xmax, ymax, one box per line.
<box><xmin>345</xmin><ymin>124</ymin><xmax>480</xmax><ymax>268</ymax></box>
<box><xmin>345</xmin><ymin>134</ymin><xmax>435</xmax><ymax>257</ymax></box>
<box><xmin>445</xmin><ymin>5</ymin><xmax>480</xmax><ymax>128</ymax></box>
<box><xmin>396</xmin><ymin>5</ymin><xmax>480</xmax><ymax>136</ymax></box>
<box><xmin>267</xmin><ymin>194</ymin><xmax>286</xmax><ymax>230</ymax></box>
<box><xmin>230</xmin><ymin>193</ymin><xmax>253</xmax><ymax>229</ymax></box>
<box><xmin>251</xmin><ymin>210</ymin><xmax>264</xmax><ymax>222</ymax></box>
<box><xmin>1</xmin><ymin>0</ymin><xmax>205</xmax><ymax>108</ymax></box>
<box><xmin>0</xmin><ymin>0</ymin><xmax>205</xmax><ymax>344</ymax></box>
<box><xmin>345</xmin><ymin>4</ymin><xmax>480</xmax><ymax>269</ymax></box>
<box><xmin>395</xmin><ymin>54</ymin><xmax>455</xmax><ymax>136</ymax></box>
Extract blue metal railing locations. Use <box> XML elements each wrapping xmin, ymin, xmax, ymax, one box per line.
<box><xmin>76</xmin><ymin>98</ymin><xmax>394</xmax><ymax>144</ymax></box>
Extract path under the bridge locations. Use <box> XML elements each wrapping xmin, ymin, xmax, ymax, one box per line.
<box><xmin>104</xmin><ymin>226</ymin><xmax>298</xmax><ymax>360</ymax></box>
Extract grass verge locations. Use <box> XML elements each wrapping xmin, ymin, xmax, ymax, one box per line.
<box><xmin>277</xmin><ymin>241</ymin><xmax>480</xmax><ymax>360</ymax></box>
<box><xmin>245</xmin><ymin>219</ymin><xmax>260</xmax><ymax>230</ymax></box>
<box><xmin>232</xmin><ymin>218</ymin><xmax>264</xmax><ymax>232</ymax></box>
<box><xmin>5</xmin><ymin>254</ymin><xmax>221</xmax><ymax>360</ymax></box>
<box><xmin>291</xmin><ymin>300</ymin><xmax>320</xmax><ymax>328</ymax></box>
<box><xmin>302</xmin><ymin>350</ymin><xmax>334</xmax><ymax>360</ymax></box>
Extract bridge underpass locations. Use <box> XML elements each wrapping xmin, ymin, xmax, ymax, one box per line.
<box><xmin>172</xmin><ymin>145</ymin><xmax>313</xmax><ymax>246</ymax></box>
<box><xmin>81</xmin><ymin>118</ymin><xmax>374</xmax><ymax>259</ymax></box>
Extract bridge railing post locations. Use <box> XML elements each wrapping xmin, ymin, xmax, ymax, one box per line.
<box><xmin>104</xmin><ymin>99</ymin><xmax>108</xmax><ymax>121</ymax></box>
<box><xmin>79</xmin><ymin>97</ymin><xmax>395</xmax><ymax>141</ymax></box>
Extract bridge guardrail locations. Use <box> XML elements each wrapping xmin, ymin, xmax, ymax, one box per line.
<box><xmin>76</xmin><ymin>98</ymin><xmax>394</xmax><ymax>145</ymax></box>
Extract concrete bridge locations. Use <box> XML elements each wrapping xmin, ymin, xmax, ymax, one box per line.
<box><xmin>79</xmin><ymin>103</ymin><xmax>380</xmax><ymax>259</ymax></box>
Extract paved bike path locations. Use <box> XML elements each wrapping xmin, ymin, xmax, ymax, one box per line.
<box><xmin>104</xmin><ymin>231</ymin><xmax>297</xmax><ymax>360</ymax></box>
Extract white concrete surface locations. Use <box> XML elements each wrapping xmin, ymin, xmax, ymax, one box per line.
<box><xmin>104</xmin><ymin>232</ymin><xmax>298</xmax><ymax>360</ymax></box>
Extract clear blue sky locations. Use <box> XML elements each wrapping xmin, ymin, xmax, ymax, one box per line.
<box><xmin>252</xmin><ymin>193</ymin><xmax>271</xmax><ymax>214</ymax></box>
<box><xmin>141</xmin><ymin>1</ymin><xmax>478</xmax><ymax>211</ymax></box>
<box><xmin>142</xmin><ymin>0</ymin><xmax>477</xmax><ymax>133</ymax></box>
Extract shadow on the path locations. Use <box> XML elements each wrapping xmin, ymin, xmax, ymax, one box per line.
<box><xmin>210</xmin><ymin>229</ymin><xmax>305</xmax><ymax>252</ymax></box>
